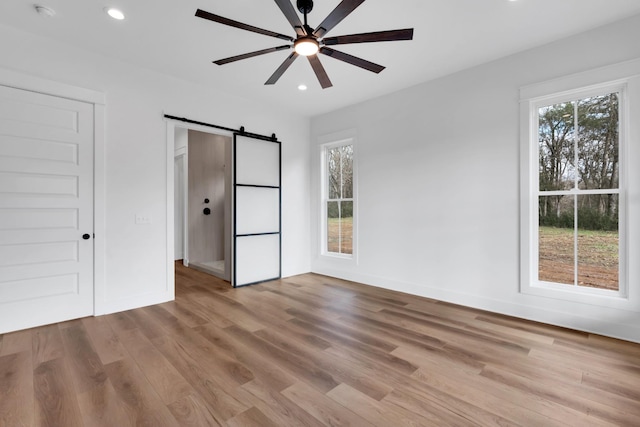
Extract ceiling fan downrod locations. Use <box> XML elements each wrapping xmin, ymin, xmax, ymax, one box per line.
<box><xmin>297</xmin><ymin>0</ymin><xmax>313</xmax><ymax>27</ymax></box>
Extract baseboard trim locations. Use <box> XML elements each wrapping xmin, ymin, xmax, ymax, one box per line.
<box><xmin>94</xmin><ymin>292</ymin><xmax>173</xmax><ymax>316</ymax></box>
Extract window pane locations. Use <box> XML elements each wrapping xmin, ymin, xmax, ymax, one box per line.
<box><xmin>577</xmin><ymin>194</ymin><xmax>619</xmax><ymax>290</ymax></box>
<box><xmin>340</xmin><ymin>200</ymin><xmax>353</xmax><ymax>255</ymax></box>
<box><xmin>539</xmin><ymin>103</ymin><xmax>575</xmax><ymax>191</ymax></box>
<box><xmin>327</xmin><ymin>148</ymin><xmax>341</xmax><ymax>199</ymax></box>
<box><xmin>341</xmin><ymin>145</ymin><xmax>353</xmax><ymax>199</ymax></box>
<box><xmin>327</xmin><ymin>201</ymin><xmax>353</xmax><ymax>255</ymax></box>
<box><xmin>539</xmin><ymin>195</ymin><xmax>574</xmax><ymax>285</ymax></box>
<box><xmin>577</xmin><ymin>93</ymin><xmax>619</xmax><ymax>190</ymax></box>
<box><xmin>327</xmin><ymin>201</ymin><xmax>340</xmax><ymax>253</ymax></box>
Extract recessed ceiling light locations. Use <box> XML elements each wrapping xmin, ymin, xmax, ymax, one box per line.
<box><xmin>298</xmin><ymin>84</ymin><xmax>308</xmax><ymax>91</ymax></box>
<box><xmin>105</xmin><ymin>7</ymin><xmax>125</xmax><ymax>20</ymax></box>
<box><xmin>35</xmin><ymin>5</ymin><xmax>56</xmax><ymax>17</ymax></box>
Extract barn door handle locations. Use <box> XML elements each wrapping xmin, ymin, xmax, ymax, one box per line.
<box><xmin>82</xmin><ymin>233</ymin><xmax>91</xmax><ymax>240</ymax></box>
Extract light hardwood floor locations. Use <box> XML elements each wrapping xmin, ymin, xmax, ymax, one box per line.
<box><xmin>1</xmin><ymin>262</ymin><xmax>640</xmax><ymax>426</ymax></box>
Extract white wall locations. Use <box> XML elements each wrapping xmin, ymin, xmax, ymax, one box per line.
<box><xmin>310</xmin><ymin>14</ymin><xmax>640</xmax><ymax>343</ymax></box>
<box><xmin>0</xmin><ymin>24</ymin><xmax>311</xmax><ymax>314</ymax></box>
<box><xmin>187</xmin><ymin>131</ymin><xmax>227</xmax><ymax>267</ymax></box>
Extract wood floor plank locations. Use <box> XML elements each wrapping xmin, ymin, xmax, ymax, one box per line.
<box><xmin>34</xmin><ymin>357</ymin><xmax>84</xmax><ymax>427</ymax></box>
<box><xmin>474</xmin><ymin>313</ymin><xmax>589</xmax><ymax>343</ymax></box>
<box><xmin>174</xmin><ymin>296</ymin><xmax>235</xmax><ymax>328</ymax></box>
<box><xmin>120</xmin><ymin>308</ymin><xmax>168</xmax><ymax>340</ymax></box>
<box><xmin>31</xmin><ymin>323</ymin><xmax>64</xmax><ymax>367</ymax></box>
<box><xmin>151</xmin><ymin>334</ymin><xmax>250</xmax><ymax>423</ymax></box>
<box><xmin>411</xmin><ymin>368</ymin><xmax>612</xmax><ymax>427</ymax></box>
<box><xmin>82</xmin><ymin>316</ymin><xmax>128</xmax><ymax>364</ymax></box>
<box><xmin>193</xmin><ymin>322</ymin><xmax>297</xmax><ymax>392</ymax></box>
<box><xmin>226</xmin><ymin>406</ymin><xmax>279</xmax><ymax>427</ymax></box>
<box><xmin>169</xmin><ymin>323</ymin><xmax>256</xmax><ymax>387</ymax></box>
<box><xmin>167</xmin><ymin>393</ymin><xmax>222</xmax><ymax>427</ymax></box>
<box><xmin>327</xmin><ymin>382</ymin><xmax>437</xmax><ymax>427</ymax></box>
<box><xmin>103</xmin><ymin>311</ymin><xmax>137</xmax><ymax>335</ymax></box>
<box><xmin>582</xmin><ymin>370</ymin><xmax>640</xmax><ymax>402</ymax></box>
<box><xmin>288</xmin><ymin>315</ymin><xmax>418</xmax><ymax>377</ymax></box>
<box><xmin>104</xmin><ymin>358</ymin><xmax>180</xmax><ymax>426</ymax></box>
<box><xmin>142</xmin><ymin>304</ymin><xmax>193</xmax><ymax>336</ymax></box>
<box><xmin>118</xmin><ymin>328</ymin><xmax>192</xmax><ymax>405</ymax></box>
<box><xmin>481</xmin><ymin>364</ymin><xmax>640</xmax><ymax>425</ymax></box>
<box><xmin>282</xmin><ymin>381</ymin><xmax>376</xmax><ymax>427</ymax></box>
<box><xmin>467</xmin><ymin>315</ymin><xmax>556</xmax><ymax>345</ymax></box>
<box><xmin>256</xmin><ymin>326</ymin><xmax>394</xmax><ymax>401</ymax></box>
<box><xmin>0</xmin><ymin>351</ymin><xmax>34</xmax><ymax>427</ymax></box>
<box><xmin>60</xmin><ymin>322</ymin><xmax>108</xmax><ymax>393</ymax></box>
<box><xmin>0</xmin><ymin>329</ymin><xmax>32</xmax><ymax>356</ymax></box>
<box><xmin>383</xmin><ymin>381</ymin><xmax>516</xmax><ymax>427</ymax></box>
<box><xmin>185</xmin><ymin>290</ymin><xmax>266</xmax><ymax>332</ymax></box>
<box><xmin>224</xmin><ymin>324</ymin><xmax>340</xmax><ymax>394</ymax></box>
<box><xmin>76</xmin><ymin>379</ymin><xmax>133</xmax><ymax>427</ymax></box>
<box><xmin>241</xmin><ymin>379</ymin><xmax>326</xmax><ymax>427</ymax></box>
<box><xmin>159</xmin><ymin>300</ymin><xmax>209</xmax><ymax>328</ymax></box>
<box><xmin>286</xmin><ymin>307</ymin><xmax>398</xmax><ymax>353</ymax></box>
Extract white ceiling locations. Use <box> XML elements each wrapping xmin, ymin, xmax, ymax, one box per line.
<box><xmin>2</xmin><ymin>0</ymin><xmax>640</xmax><ymax>117</ymax></box>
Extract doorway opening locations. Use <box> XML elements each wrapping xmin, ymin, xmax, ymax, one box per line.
<box><xmin>174</xmin><ymin>126</ymin><xmax>232</xmax><ymax>282</ymax></box>
<box><xmin>167</xmin><ymin>116</ymin><xmax>282</xmax><ymax>289</ymax></box>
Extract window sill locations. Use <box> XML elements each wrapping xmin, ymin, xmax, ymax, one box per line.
<box><xmin>521</xmin><ymin>280</ymin><xmax>633</xmax><ymax>310</ymax></box>
<box><xmin>321</xmin><ymin>252</ymin><xmax>354</xmax><ymax>261</ymax></box>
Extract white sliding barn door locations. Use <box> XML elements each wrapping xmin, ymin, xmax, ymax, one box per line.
<box><xmin>0</xmin><ymin>85</ymin><xmax>94</xmax><ymax>333</ymax></box>
<box><xmin>233</xmin><ymin>134</ymin><xmax>281</xmax><ymax>287</ymax></box>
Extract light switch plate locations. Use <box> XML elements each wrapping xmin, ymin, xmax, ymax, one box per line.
<box><xmin>135</xmin><ymin>214</ymin><xmax>152</xmax><ymax>224</ymax></box>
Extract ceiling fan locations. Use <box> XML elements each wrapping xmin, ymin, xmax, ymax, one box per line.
<box><xmin>195</xmin><ymin>0</ymin><xmax>414</xmax><ymax>89</ymax></box>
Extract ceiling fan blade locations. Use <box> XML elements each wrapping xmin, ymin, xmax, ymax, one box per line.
<box><xmin>273</xmin><ymin>0</ymin><xmax>306</xmax><ymax>36</ymax></box>
<box><xmin>214</xmin><ymin>45</ymin><xmax>291</xmax><ymax>65</ymax></box>
<box><xmin>196</xmin><ymin>9</ymin><xmax>293</xmax><ymax>41</ymax></box>
<box><xmin>319</xmin><ymin>47</ymin><xmax>384</xmax><ymax>73</ymax></box>
<box><xmin>322</xmin><ymin>28</ymin><xmax>414</xmax><ymax>45</ymax></box>
<box><xmin>313</xmin><ymin>0</ymin><xmax>366</xmax><ymax>38</ymax></box>
<box><xmin>265</xmin><ymin>52</ymin><xmax>300</xmax><ymax>85</ymax></box>
<box><xmin>307</xmin><ymin>55</ymin><xmax>333</xmax><ymax>89</ymax></box>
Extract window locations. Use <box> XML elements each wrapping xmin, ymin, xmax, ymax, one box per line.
<box><xmin>519</xmin><ymin>67</ymin><xmax>640</xmax><ymax>307</ymax></box>
<box><xmin>322</xmin><ymin>140</ymin><xmax>354</xmax><ymax>257</ymax></box>
<box><xmin>537</xmin><ymin>91</ymin><xmax>620</xmax><ymax>292</ymax></box>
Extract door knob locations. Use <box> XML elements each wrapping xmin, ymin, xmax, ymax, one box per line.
<box><xmin>82</xmin><ymin>233</ymin><xmax>91</xmax><ymax>240</ymax></box>
<box><xmin>203</xmin><ymin>208</ymin><xmax>211</xmax><ymax>215</ymax></box>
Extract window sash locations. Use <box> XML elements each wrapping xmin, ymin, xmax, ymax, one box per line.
<box><xmin>525</xmin><ymin>82</ymin><xmax>628</xmax><ymax>301</ymax></box>
<box><xmin>322</xmin><ymin>140</ymin><xmax>354</xmax><ymax>258</ymax></box>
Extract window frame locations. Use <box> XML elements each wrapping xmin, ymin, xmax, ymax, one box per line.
<box><xmin>520</xmin><ymin>69</ymin><xmax>637</xmax><ymax>309</ymax></box>
<box><xmin>320</xmin><ymin>137</ymin><xmax>356</xmax><ymax>259</ymax></box>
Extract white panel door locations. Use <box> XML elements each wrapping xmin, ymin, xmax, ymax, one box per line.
<box><xmin>233</xmin><ymin>134</ymin><xmax>280</xmax><ymax>287</ymax></box>
<box><xmin>0</xmin><ymin>85</ymin><xmax>94</xmax><ymax>333</ymax></box>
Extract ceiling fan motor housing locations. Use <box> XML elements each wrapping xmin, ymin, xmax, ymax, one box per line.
<box><xmin>297</xmin><ymin>0</ymin><xmax>314</xmax><ymax>14</ymax></box>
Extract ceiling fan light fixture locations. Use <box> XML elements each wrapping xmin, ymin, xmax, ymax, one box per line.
<box><xmin>105</xmin><ymin>7</ymin><xmax>125</xmax><ymax>20</ymax></box>
<box><xmin>294</xmin><ymin>37</ymin><xmax>319</xmax><ymax>56</ymax></box>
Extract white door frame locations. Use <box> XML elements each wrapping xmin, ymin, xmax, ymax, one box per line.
<box><xmin>165</xmin><ymin>119</ymin><xmax>234</xmax><ymax>286</ymax></box>
<box><xmin>0</xmin><ymin>67</ymin><xmax>107</xmax><ymax>315</ymax></box>
<box><xmin>173</xmin><ymin>148</ymin><xmax>187</xmax><ymax>262</ymax></box>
